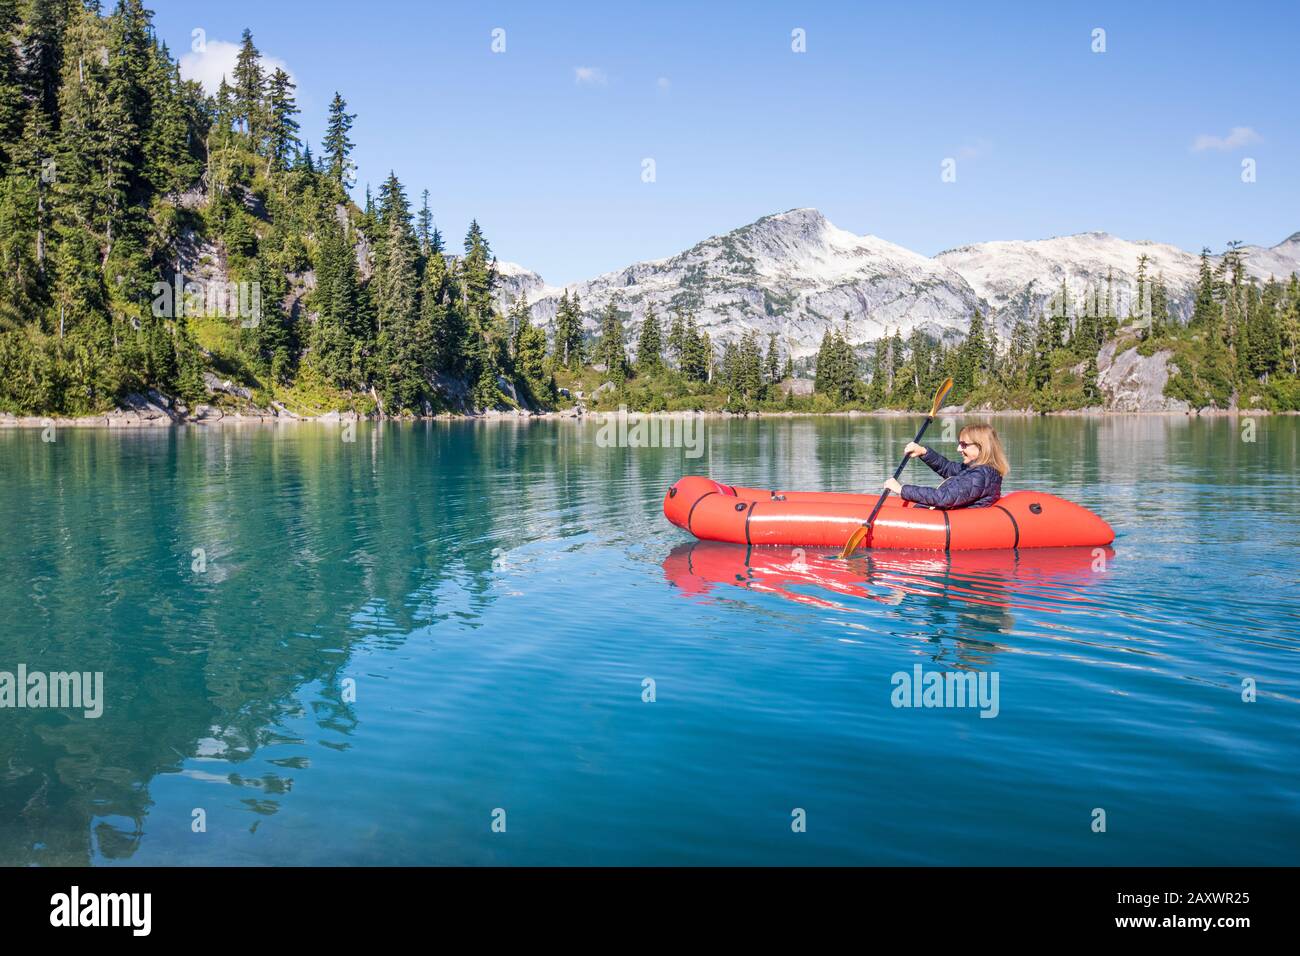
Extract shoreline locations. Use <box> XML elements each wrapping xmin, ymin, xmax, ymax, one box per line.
<box><xmin>2</xmin><ymin>406</ymin><xmax>1289</xmax><ymax>429</ymax></box>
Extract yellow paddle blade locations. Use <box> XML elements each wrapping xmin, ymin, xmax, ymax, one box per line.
<box><xmin>839</xmin><ymin>523</ymin><xmax>869</xmax><ymax>558</ymax></box>
<box><xmin>930</xmin><ymin>377</ymin><xmax>954</xmax><ymax>417</ymax></box>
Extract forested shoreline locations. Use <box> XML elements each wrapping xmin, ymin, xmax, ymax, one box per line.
<box><xmin>2</xmin><ymin>2</ymin><xmax>1297</xmax><ymax>422</ymax></box>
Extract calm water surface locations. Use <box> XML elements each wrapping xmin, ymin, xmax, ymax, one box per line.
<box><xmin>0</xmin><ymin>416</ymin><xmax>1297</xmax><ymax>865</ymax></box>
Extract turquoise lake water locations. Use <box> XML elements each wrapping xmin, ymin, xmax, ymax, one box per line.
<box><xmin>0</xmin><ymin>416</ymin><xmax>1297</xmax><ymax>865</ymax></box>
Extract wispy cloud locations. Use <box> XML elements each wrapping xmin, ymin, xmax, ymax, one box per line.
<box><xmin>656</xmin><ymin>77</ymin><xmax>671</xmax><ymax>91</ymax></box>
<box><xmin>1191</xmin><ymin>126</ymin><xmax>1262</xmax><ymax>152</ymax></box>
<box><xmin>956</xmin><ymin>139</ymin><xmax>992</xmax><ymax>161</ymax></box>
<box><xmin>573</xmin><ymin>66</ymin><xmax>608</xmax><ymax>86</ymax></box>
<box><xmin>179</xmin><ymin>39</ymin><xmax>292</xmax><ymax>95</ymax></box>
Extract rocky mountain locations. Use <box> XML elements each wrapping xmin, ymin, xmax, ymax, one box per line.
<box><xmin>933</xmin><ymin>232</ymin><xmax>1204</xmax><ymax>325</ymax></box>
<box><xmin>493</xmin><ymin>210</ymin><xmax>1300</xmax><ymax>359</ymax></box>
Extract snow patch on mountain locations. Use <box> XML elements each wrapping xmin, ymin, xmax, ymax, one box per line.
<box><xmin>500</xmin><ymin>209</ymin><xmax>985</xmax><ymax>359</ymax></box>
<box><xmin>934</xmin><ymin>233</ymin><xmax>1203</xmax><ymax>324</ymax></box>
<box><xmin>492</xmin><ymin>212</ymin><xmax>1300</xmax><ymax>358</ymax></box>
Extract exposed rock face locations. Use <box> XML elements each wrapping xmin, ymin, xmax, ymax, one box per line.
<box><xmin>203</xmin><ymin>372</ymin><xmax>252</xmax><ymax>401</ymax></box>
<box><xmin>1095</xmin><ymin>342</ymin><xmax>1190</xmax><ymax>412</ymax></box>
<box><xmin>779</xmin><ymin>378</ymin><xmax>815</xmax><ymax>397</ymax></box>
<box><xmin>935</xmin><ymin>232</ymin><xmax>1206</xmax><ymax>326</ymax></box>
<box><xmin>106</xmin><ymin>391</ymin><xmax>182</xmax><ymax>425</ymax></box>
<box><xmin>492</xmin><ymin>210</ymin><xmax>1300</xmax><ymax>363</ymax></box>
<box><xmin>497</xmin><ymin>209</ymin><xmax>985</xmax><ymax>361</ymax></box>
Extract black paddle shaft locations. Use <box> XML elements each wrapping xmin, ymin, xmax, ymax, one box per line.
<box><xmin>864</xmin><ymin>415</ymin><xmax>937</xmax><ymax>527</ymax></box>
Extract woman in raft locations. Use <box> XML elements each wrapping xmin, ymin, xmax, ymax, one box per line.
<box><xmin>882</xmin><ymin>423</ymin><xmax>1009</xmax><ymax>509</ymax></box>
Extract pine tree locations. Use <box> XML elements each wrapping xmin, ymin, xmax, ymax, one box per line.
<box><xmin>765</xmin><ymin>331</ymin><xmax>780</xmax><ymax>383</ymax></box>
<box><xmin>636</xmin><ymin>306</ymin><xmax>662</xmax><ymax>373</ymax></box>
<box><xmin>1133</xmin><ymin>253</ymin><xmax>1151</xmax><ymax>336</ymax></box>
<box><xmin>416</xmin><ymin>190</ymin><xmax>433</xmax><ymax>257</ymax></box>
<box><xmin>373</xmin><ymin>174</ymin><xmax>422</xmax><ymax>409</ymax></box>
<box><xmin>1008</xmin><ymin>318</ymin><xmax>1034</xmax><ymax>385</ymax></box>
<box><xmin>814</xmin><ymin>327</ymin><xmax>857</xmax><ymax>404</ymax></box>
<box><xmin>265</xmin><ymin>68</ymin><xmax>300</xmax><ymax>171</ymax></box>
<box><xmin>0</xmin><ymin>0</ymin><xmax>24</xmax><ymax>169</ymax></box>
<box><xmin>667</xmin><ymin>310</ymin><xmax>687</xmax><ymax>366</ymax></box>
<box><xmin>232</xmin><ymin>29</ymin><xmax>264</xmax><ymax>142</ymax></box>
<box><xmin>597</xmin><ymin>299</ymin><xmax>627</xmax><ymax>380</ymax></box>
<box><xmin>1246</xmin><ymin>278</ymin><xmax>1283</xmax><ymax>381</ymax></box>
<box><xmin>1150</xmin><ymin>274</ymin><xmax>1169</xmax><ymax>337</ymax></box>
<box><xmin>1030</xmin><ymin>316</ymin><xmax>1052</xmax><ymax>390</ymax></box>
<box><xmin>457</xmin><ymin>218</ymin><xmax>501</xmax><ymax>388</ymax></box>
<box><xmin>323</xmin><ymin>91</ymin><xmax>355</xmax><ymax>186</ymax></box>
<box><xmin>513</xmin><ymin>305</ymin><xmax>553</xmax><ymax>406</ymax></box>
<box><xmin>17</xmin><ymin>0</ymin><xmax>65</xmax><ymax>123</ymax></box>
<box><xmin>552</xmin><ymin>290</ymin><xmax>584</xmax><ymax>370</ymax></box>
<box><xmin>733</xmin><ymin>330</ymin><xmax>764</xmax><ymax>401</ymax></box>
<box><xmin>418</xmin><ymin>244</ymin><xmax>463</xmax><ymax>376</ymax></box>
<box><xmin>956</xmin><ymin>310</ymin><xmax>989</xmax><ymax>391</ymax></box>
<box><xmin>1191</xmin><ymin>248</ymin><xmax>1216</xmax><ymax>330</ymax></box>
<box><xmin>310</xmin><ymin>211</ymin><xmax>356</xmax><ymax>386</ymax></box>
<box><xmin>679</xmin><ymin>316</ymin><xmax>708</xmax><ymax>382</ymax></box>
<box><xmin>1083</xmin><ymin>356</ymin><xmax>1101</xmax><ymax>404</ymax></box>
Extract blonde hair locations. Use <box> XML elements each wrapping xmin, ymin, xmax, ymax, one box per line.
<box><xmin>960</xmin><ymin>423</ymin><xmax>1010</xmax><ymax>477</ymax></box>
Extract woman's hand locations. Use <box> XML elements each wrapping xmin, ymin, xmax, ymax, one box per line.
<box><xmin>883</xmin><ymin>477</ymin><xmax>902</xmax><ymax>494</ymax></box>
<box><xmin>904</xmin><ymin>442</ymin><xmax>927</xmax><ymax>458</ymax></box>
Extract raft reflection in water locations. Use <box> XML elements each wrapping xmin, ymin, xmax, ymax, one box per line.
<box><xmin>662</xmin><ymin>540</ymin><xmax>1117</xmax><ymax>625</ymax></box>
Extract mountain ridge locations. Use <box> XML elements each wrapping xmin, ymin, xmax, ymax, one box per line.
<box><xmin>495</xmin><ymin>210</ymin><xmax>1300</xmax><ymax>358</ymax></box>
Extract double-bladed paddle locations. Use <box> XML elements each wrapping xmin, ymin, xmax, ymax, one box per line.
<box><xmin>838</xmin><ymin>377</ymin><xmax>954</xmax><ymax>558</ymax></box>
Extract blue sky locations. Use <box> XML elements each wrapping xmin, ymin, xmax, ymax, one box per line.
<box><xmin>153</xmin><ymin>1</ymin><xmax>1298</xmax><ymax>284</ymax></box>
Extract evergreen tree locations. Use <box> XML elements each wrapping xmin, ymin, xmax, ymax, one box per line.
<box><xmin>765</xmin><ymin>331</ymin><xmax>780</xmax><ymax>383</ymax></box>
<box><xmin>418</xmin><ymin>244</ymin><xmax>463</xmax><ymax>376</ymax></box>
<box><xmin>679</xmin><ymin>316</ymin><xmax>709</xmax><ymax>382</ymax></box>
<box><xmin>666</xmin><ymin>309</ymin><xmax>687</xmax><ymax>367</ymax></box>
<box><xmin>597</xmin><ymin>299</ymin><xmax>627</xmax><ymax>380</ymax></box>
<box><xmin>552</xmin><ymin>290</ymin><xmax>584</xmax><ymax>370</ymax></box>
<box><xmin>0</xmin><ymin>1</ymin><xmax>25</xmax><ymax>170</ymax></box>
<box><xmin>323</xmin><ymin>91</ymin><xmax>355</xmax><ymax>186</ymax></box>
<box><xmin>265</xmin><ymin>68</ymin><xmax>300</xmax><ymax>171</ymax></box>
<box><xmin>1246</xmin><ymin>278</ymin><xmax>1283</xmax><ymax>380</ymax></box>
<box><xmin>1133</xmin><ymin>254</ymin><xmax>1151</xmax><ymax>335</ymax></box>
<box><xmin>416</xmin><ymin>189</ymin><xmax>433</xmax><ymax>257</ymax></box>
<box><xmin>636</xmin><ymin>305</ymin><xmax>662</xmax><ymax>373</ymax></box>
<box><xmin>955</xmin><ymin>310</ymin><xmax>990</xmax><ymax>391</ymax></box>
<box><xmin>1030</xmin><ymin>316</ymin><xmax>1052</xmax><ymax>391</ymax></box>
<box><xmin>1083</xmin><ymin>356</ymin><xmax>1101</xmax><ymax>404</ymax></box>
<box><xmin>731</xmin><ymin>330</ymin><xmax>764</xmax><ymax>402</ymax></box>
<box><xmin>457</xmin><ymin>218</ymin><xmax>502</xmax><ymax>390</ymax></box>
<box><xmin>814</xmin><ymin>327</ymin><xmax>858</xmax><ymax>404</ymax></box>
<box><xmin>310</xmin><ymin>210</ymin><xmax>357</xmax><ymax>386</ymax></box>
<box><xmin>512</xmin><ymin>305</ymin><xmax>553</xmax><ymax>406</ymax></box>
<box><xmin>1192</xmin><ymin>248</ymin><xmax>1217</xmax><ymax>330</ymax></box>
<box><xmin>232</xmin><ymin>28</ymin><xmax>264</xmax><ymax>141</ymax></box>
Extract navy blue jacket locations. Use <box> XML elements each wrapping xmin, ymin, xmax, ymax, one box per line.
<box><xmin>901</xmin><ymin>448</ymin><xmax>1002</xmax><ymax>510</ymax></box>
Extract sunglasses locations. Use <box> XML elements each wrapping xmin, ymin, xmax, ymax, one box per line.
<box><xmin>957</xmin><ymin>440</ymin><xmax>980</xmax><ymax>450</ymax></box>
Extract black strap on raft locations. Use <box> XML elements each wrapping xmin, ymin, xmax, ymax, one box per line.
<box><xmin>942</xmin><ymin>511</ymin><xmax>951</xmax><ymax>552</ymax></box>
<box><xmin>686</xmin><ymin>491</ymin><xmax>716</xmax><ymax>533</ymax></box>
<box><xmin>744</xmin><ymin>502</ymin><xmax>757</xmax><ymax>546</ymax></box>
<box><xmin>993</xmin><ymin>504</ymin><xmax>1020</xmax><ymax>549</ymax></box>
